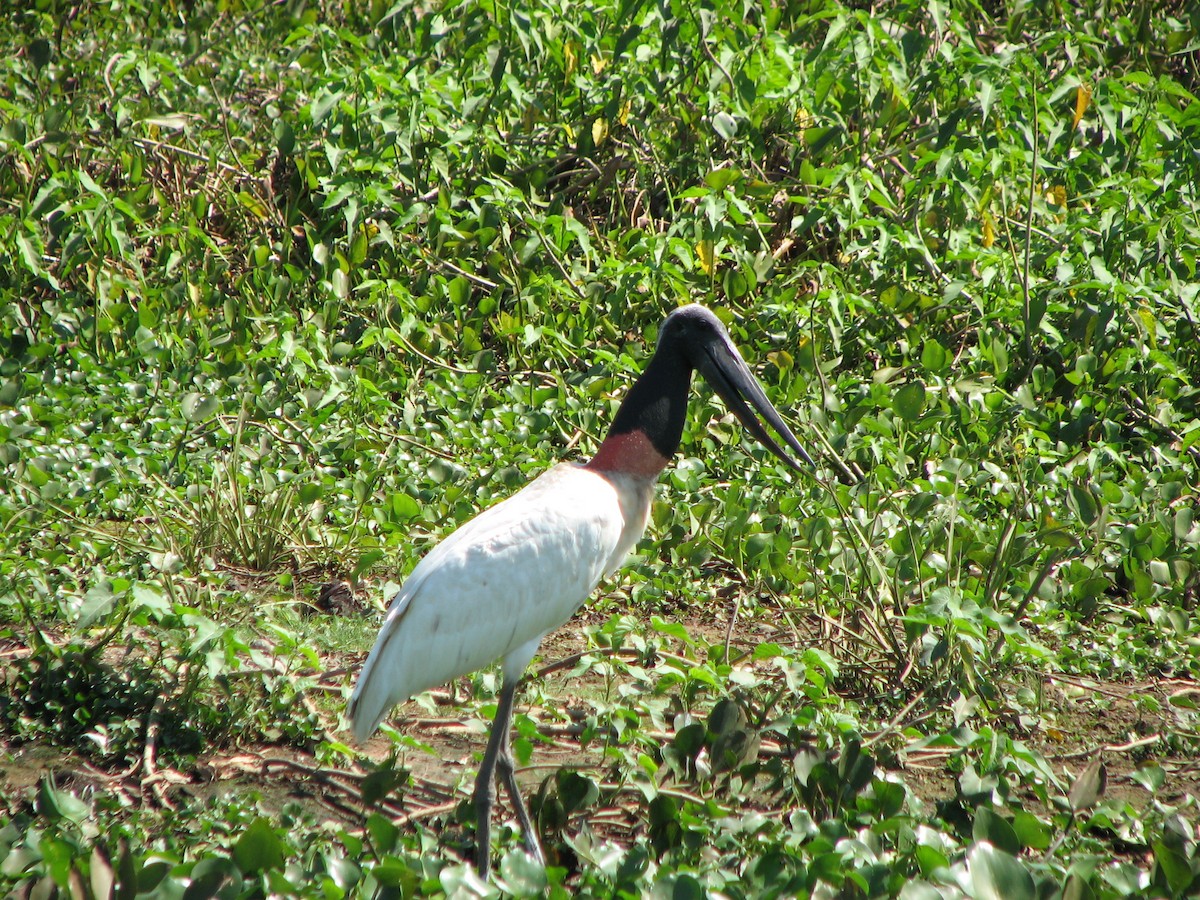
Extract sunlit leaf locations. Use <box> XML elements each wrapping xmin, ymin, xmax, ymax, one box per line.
<box><xmin>1072</xmin><ymin>83</ymin><xmax>1093</xmax><ymax>130</ymax></box>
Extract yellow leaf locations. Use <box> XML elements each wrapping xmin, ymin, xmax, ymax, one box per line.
<box><xmin>1139</xmin><ymin>306</ymin><xmax>1157</xmax><ymax>342</ymax></box>
<box><xmin>592</xmin><ymin>117</ymin><xmax>608</xmax><ymax>146</ymax></box>
<box><xmin>1047</xmin><ymin>185</ymin><xmax>1067</xmax><ymax>209</ymax></box>
<box><xmin>793</xmin><ymin>107</ymin><xmax>814</xmax><ymax>130</ymax></box>
<box><xmin>618</xmin><ymin>100</ymin><xmax>631</xmax><ymax>126</ymax></box>
<box><xmin>696</xmin><ymin>240</ymin><xmax>715</xmax><ymax>275</ymax></box>
<box><xmin>1072</xmin><ymin>83</ymin><xmax>1093</xmax><ymax>131</ymax></box>
<box><xmin>982</xmin><ymin>213</ymin><xmax>995</xmax><ymax>249</ymax></box>
<box><xmin>564</xmin><ymin>42</ymin><xmax>577</xmax><ymax>78</ymax></box>
<box><xmin>591</xmin><ymin>54</ymin><xmax>606</xmax><ymax>75</ymax></box>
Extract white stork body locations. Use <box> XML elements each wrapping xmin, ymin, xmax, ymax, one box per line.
<box><xmin>347</xmin><ymin>304</ymin><xmax>813</xmax><ymax>878</ymax></box>
<box><xmin>348</xmin><ymin>463</ymin><xmax>654</xmax><ymax>741</ymax></box>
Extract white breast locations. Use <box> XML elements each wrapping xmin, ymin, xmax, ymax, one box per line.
<box><xmin>347</xmin><ymin>463</ymin><xmax>656</xmax><ymax>741</ymax></box>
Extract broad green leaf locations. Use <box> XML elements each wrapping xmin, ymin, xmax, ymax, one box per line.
<box><xmin>77</xmin><ymin>583</ymin><xmax>118</xmax><ymax>628</ymax></box>
<box><xmin>973</xmin><ymin>808</ymin><xmax>1020</xmax><ymax>855</ymax></box>
<box><xmin>651</xmin><ymin>617</ymin><xmax>694</xmax><ymax>644</ymax></box>
<box><xmin>37</xmin><ymin>779</ymin><xmax>90</xmax><ymax>824</ymax></box>
<box><xmin>968</xmin><ymin>842</ymin><xmax>1035</xmax><ymax>900</ymax></box>
<box><xmin>704</xmin><ymin>167</ymin><xmax>741</xmax><ymax>191</ymax></box>
<box><xmin>894</xmin><ymin>382</ymin><xmax>926</xmax><ymax>422</ymax></box>
<box><xmin>233</xmin><ymin>818</ymin><xmax>285</xmax><ymax>873</ymax></box>
<box><xmin>181</xmin><ymin>392</ymin><xmax>219</xmax><ymax>423</ymax></box>
<box><xmin>920</xmin><ymin>340</ymin><xmax>948</xmax><ymax>373</ymax></box>
<box><xmin>1011</xmin><ymin>811</ymin><xmax>1051</xmax><ymax>850</ymax></box>
<box><xmin>91</xmin><ymin>846</ymin><xmax>115</xmax><ymax>900</ymax></box>
<box><xmin>1151</xmin><ymin>840</ymin><xmax>1193</xmax><ymax>896</ymax></box>
<box><xmin>390</xmin><ymin>492</ymin><xmax>420</xmax><ymax>521</ymax></box>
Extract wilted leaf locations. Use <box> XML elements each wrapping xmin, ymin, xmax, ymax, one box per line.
<box><xmin>1072</xmin><ymin>83</ymin><xmax>1093</xmax><ymax>130</ymax></box>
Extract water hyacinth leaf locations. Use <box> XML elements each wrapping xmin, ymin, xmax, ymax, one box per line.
<box><xmin>233</xmin><ymin>819</ymin><xmax>286</xmax><ymax>873</ymax></box>
<box><xmin>1150</xmin><ymin>840</ymin><xmax>1193</xmax><ymax>897</ymax></box>
<box><xmin>498</xmin><ymin>848</ymin><xmax>547</xmax><ymax>894</ymax></box>
<box><xmin>181</xmin><ymin>859</ymin><xmax>234</xmax><ymax>900</ymax></box>
<box><xmin>1</xmin><ymin>0</ymin><xmax>1197</xmax><ymax>893</ymax></box>
<box><xmin>88</xmin><ymin>849</ymin><xmax>114</xmax><ymax>900</ymax></box>
<box><xmin>968</xmin><ymin>843</ymin><xmax>1035</xmax><ymax>900</ymax></box>
<box><xmin>1011</xmin><ymin>811</ymin><xmax>1052</xmax><ymax>850</ymax></box>
<box><xmin>36</xmin><ymin>779</ymin><xmax>90</xmax><ymax>824</ymax></box>
<box><xmin>973</xmin><ymin>808</ymin><xmax>1020</xmax><ymax>855</ymax></box>
<box><xmin>76</xmin><ymin>582</ymin><xmax>118</xmax><ymax>627</ymax></box>
<box><xmin>181</xmin><ymin>392</ymin><xmax>220</xmax><ymax>423</ymax></box>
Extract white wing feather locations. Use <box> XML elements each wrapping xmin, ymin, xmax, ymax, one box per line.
<box><xmin>347</xmin><ymin>463</ymin><xmax>645</xmax><ymax>742</ymax></box>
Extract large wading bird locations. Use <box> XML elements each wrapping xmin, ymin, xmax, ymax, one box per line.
<box><xmin>347</xmin><ymin>304</ymin><xmax>812</xmax><ymax>877</ymax></box>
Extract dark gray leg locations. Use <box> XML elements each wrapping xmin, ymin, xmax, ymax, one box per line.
<box><xmin>473</xmin><ymin>677</ymin><xmax>545</xmax><ymax>878</ymax></box>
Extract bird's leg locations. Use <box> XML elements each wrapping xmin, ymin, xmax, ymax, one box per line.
<box><xmin>472</xmin><ymin>677</ymin><xmax>544</xmax><ymax>878</ymax></box>
<box><xmin>472</xmin><ymin>709</ymin><xmax>502</xmax><ymax>877</ymax></box>
<box><xmin>494</xmin><ymin>688</ymin><xmax>545</xmax><ymax>867</ymax></box>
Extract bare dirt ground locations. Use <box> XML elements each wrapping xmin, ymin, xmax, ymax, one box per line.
<box><xmin>2</xmin><ymin>606</ymin><xmax>1199</xmax><ymax>858</ymax></box>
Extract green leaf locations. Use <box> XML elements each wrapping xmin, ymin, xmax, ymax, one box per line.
<box><xmin>712</xmin><ymin>111</ymin><xmax>738</xmax><ymax>139</ymax></box>
<box><xmin>704</xmin><ymin>167</ymin><xmax>741</xmax><ymax>191</ymax></box>
<box><xmin>558</xmin><ymin>771</ymin><xmax>599</xmax><ymax>814</ymax></box>
<box><xmin>233</xmin><ymin>818</ymin><xmax>285</xmax><ymax>873</ymax></box>
<box><xmin>1068</xmin><ymin>482</ymin><xmax>1099</xmax><ymax>527</ymax></box>
<box><xmin>968</xmin><ymin>842</ymin><xmax>1035</xmax><ymax>900</ymax></box>
<box><xmin>360</xmin><ymin>767</ymin><xmax>405</xmax><ymax>805</ymax></box>
<box><xmin>498</xmin><ymin>848</ymin><xmax>548</xmax><ymax>893</ymax></box>
<box><xmin>973</xmin><ymin>808</ymin><xmax>1020</xmax><ymax>855</ymax></box>
<box><xmin>365</xmin><ymin>813</ymin><xmax>399</xmax><ymax>854</ymax></box>
<box><xmin>116</xmin><ymin>842</ymin><xmax>137</xmax><ymax>900</ymax></box>
<box><xmin>1068</xmin><ymin>760</ymin><xmax>1106</xmax><ymax>812</ymax></box>
<box><xmin>91</xmin><ymin>846</ymin><xmax>115</xmax><ymax>900</ymax></box>
<box><xmin>1129</xmin><ymin>763</ymin><xmax>1166</xmax><ymax>791</ymax></box>
<box><xmin>37</xmin><ymin>779</ymin><xmax>90</xmax><ymax>824</ymax></box>
<box><xmin>1011</xmin><ymin>811</ymin><xmax>1051</xmax><ymax>850</ymax></box>
<box><xmin>1151</xmin><ymin>840</ymin><xmax>1193</xmax><ymax>896</ymax></box>
<box><xmin>893</xmin><ymin>381</ymin><xmax>926</xmax><ymax>422</ymax></box>
<box><xmin>352</xmin><ymin>549</ymin><xmax>385</xmax><ymax>580</ymax></box>
<box><xmin>650</xmin><ymin>617</ymin><xmax>694</xmax><ymax>645</ymax></box>
<box><xmin>182</xmin><ymin>858</ymin><xmax>233</xmax><ymax>900</ymax></box>
<box><xmin>390</xmin><ymin>492</ymin><xmax>420</xmax><ymax>521</ymax></box>
<box><xmin>1060</xmin><ymin>872</ymin><xmax>1095</xmax><ymax>900</ymax></box>
<box><xmin>920</xmin><ymin>339</ymin><xmax>948</xmax><ymax>373</ymax></box>
<box><xmin>447</xmin><ymin>275</ymin><xmax>471</xmax><ymax>308</ymax></box>
<box><xmin>181</xmin><ymin>392</ymin><xmax>220</xmax><ymax>423</ymax></box>
<box><xmin>77</xmin><ymin>583</ymin><xmax>118</xmax><ymax>627</ymax></box>
<box><xmin>914</xmin><ymin>843</ymin><xmax>949</xmax><ymax>876</ymax></box>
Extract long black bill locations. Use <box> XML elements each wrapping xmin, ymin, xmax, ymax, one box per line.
<box><xmin>697</xmin><ymin>337</ymin><xmax>815</xmax><ymax>471</ymax></box>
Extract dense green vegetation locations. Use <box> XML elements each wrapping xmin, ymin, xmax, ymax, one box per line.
<box><xmin>2</xmin><ymin>0</ymin><xmax>1199</xmax><ymax>896</ymax></box>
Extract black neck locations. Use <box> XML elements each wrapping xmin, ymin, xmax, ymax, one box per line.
<box><xmin>604</xmin><ymin>344</ymin><xmax>694</xmax><ymax>459</ymax></box>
